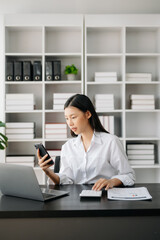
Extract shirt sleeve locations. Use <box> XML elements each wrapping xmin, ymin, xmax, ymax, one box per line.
<box><xmin>55</xmin><ymin>144</ymin><xmax>74</xmax><ymax>185</ymax></box>
<box><xmin>109</xmin><ymin>136</ymin><xmax>136</xmax><ymax>186</ymax></box>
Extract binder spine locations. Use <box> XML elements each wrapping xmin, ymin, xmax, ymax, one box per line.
<box><xmin>33</xmin><ymin>61</ymin><xmax>42</xmax><ymax>81</ymax></box>
<box><xmin>6</xmin><ymin>62</ymin><xmax>14</xmax><ymax>81</ymax></box>
<box><xmin>23</xmin><ymin>61</ymin><xmax>32</xmax><ymax>81</ymax></box>
<box><xmin>53</xmin><ymin>61</ymin><xmax>61</xmax><ymax>80</ymax></box>
<box><xmin>14</xmin><ymin>61</ymin><xmax>23</xmax><ymax>81</ymax></box>
<box><xmin>45</xmin><ymin>61</ymin><xmax>53</xmax><ymax>81</ymax></box>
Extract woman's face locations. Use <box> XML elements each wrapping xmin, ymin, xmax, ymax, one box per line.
<box><xmin>64</xmin><ymin>106</ymin><xmax>91</xmax><ymax>135</ymax></box>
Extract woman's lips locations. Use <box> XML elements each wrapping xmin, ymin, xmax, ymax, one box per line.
<box><xmin>71</xmin><ymin>128</ymin><xmax>77</xmax><ymax>132</ymax></box>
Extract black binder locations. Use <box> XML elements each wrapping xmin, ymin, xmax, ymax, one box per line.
<box><xmin>6</xmin><ymin>62</ymin><xmax>14</xmax><ymax>81</ymax></box>
<box><xmin>14</xmin><ymin>61</ymin><xmax>23</xmax><ymax>81</ymax></box>
<box><xmin>33</xmin><ymin>61</ymin><xmax>42</xmax><ymax>81</ymax></box>
<box><xmin>53</xmin><ymin>61</ymin><xmax>61</xmax><ymax>80</ymax></box>
<box><xmin>23</xmin><ymin>61</ymin><xmax>32</xmax><ymax>81</ymax></box>
<box><xmin>45</xmin><ymin>61</ymin><xmax>53</xmax><ymax>81</ymax></box>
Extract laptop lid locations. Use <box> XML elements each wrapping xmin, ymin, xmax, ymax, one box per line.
<box><xmin>0</xmin><ymin>163</ymin><xmax>68</xmax><ymax>202</ymax></box>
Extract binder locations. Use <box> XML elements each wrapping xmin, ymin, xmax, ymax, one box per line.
<box><xmin>14</xmin><ymin>61</ymin><xmax>23</xmax><ymax>81</ymax></box>
<box><xmin>6</xmin><ymin>62</ymin><xmax>14</xmax><ymax>81</ymax></box>
<box><xmin>23</xmin><ymin>61</ymin><xmax>32</xmax><ymax>81</ymax></box>
<box><xmin>53</xmin><ymin>61</ymin><xmax>61</xmax><ymax>80</ymax></box>
<box><xmin>33</xmin><ymin>61</ymin><xmax>42</xmax><ymax>81</ymax></box>
<box><xmin>45</xmin><ymin>61</ymin><xmax>53</xmax><ymax>81</ymax></box>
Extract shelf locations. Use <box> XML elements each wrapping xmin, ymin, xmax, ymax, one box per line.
<box><xmin>5</xmin><ymin>110</ymin><xmax>43</xmax><ymax>113</ymax></box>
<box><xmin>5</xmin><ymin>53</ymin><xmax>42</xmax><ymax>56</ymax></box>
<box><xmin>125</xmin><ymin>81</ymin><xmax>160</xmax><ymax>85</ymax></box>
<box><xmin>8</xmin><ymin>138</ymin><xmax>43</xmax><ymax>142</ymax></box>
<box><xmin>87</xmin><ymin>82</ymin><xmax>122</xmax><ymax>85</ymax></box>
<box><xmin>5</xmin><ymin>81</ymin><xmax>43</xmax><ymax>85</ymax></box>
<box><xmin>45</xmin><ymin>53</ymin><xmax>81</xmax><ymax>56</ymax></box>
<box><xmin>45</xmin><ymin>81</ymin><xmax>81</xmax><ymax>84</ymax></box>
<box><xmin>132</xmin><ymin>164</ymin><xmax>160</xmax><ymax>169</ymax></box>
<box><xmin>125</xmin><ymin>109</ymin><xmax>160</xmax><ymax>113</ymax></box>
<box><xmin>126</xmin><ymin>137</ymin><xmax>160</xmax><ymax>141</ymax></box>
<box><xmin>86</xmin><ymin>53</ymin><xmax>123</xmax><ymax>57</ymax></box>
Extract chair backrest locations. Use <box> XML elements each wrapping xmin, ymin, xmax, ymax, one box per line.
<box><xmin>54</xmin><ymin>156</ymin><xmax>60</xmax><ymax>173</ymax></box>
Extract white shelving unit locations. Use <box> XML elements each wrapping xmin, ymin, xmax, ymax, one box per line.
<box><xmin>2</xmin><ymin>14</ymin><xmax>84</xmax><ymax>184</ymax></box>
<box><xmin>85</xmin><ymin>14</ymin><xmax>160</xmax><ymax>183</ymax></box>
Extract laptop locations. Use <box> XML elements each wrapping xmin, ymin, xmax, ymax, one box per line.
<box><xmin>0</xmin><ymin>163</ymin><xmax>69</xmax><ymax>201</ymax></box>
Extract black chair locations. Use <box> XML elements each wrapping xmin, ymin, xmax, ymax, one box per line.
<box><xmin>54</xmin><ymin>156</ymin><xmax>60</xmax><ymax>173</ymax></box>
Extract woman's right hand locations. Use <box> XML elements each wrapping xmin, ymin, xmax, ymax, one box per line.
<box><xmin>37</xmin><ymin>149</ymin><xmax>54</xmax><ymax>172</ymax></box>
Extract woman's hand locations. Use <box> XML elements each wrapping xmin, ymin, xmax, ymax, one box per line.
<box><xmin>37</xmin><ymin>149</ymin><xmax>54</xmax><ymax>171</ymax></box>
<box><xmin>92</xmin><ymin>178</ymin><xmax>122</xmax><ymax>191</ymax></box>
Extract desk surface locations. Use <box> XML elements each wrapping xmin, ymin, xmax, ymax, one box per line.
<box><xmin>0</xmin><ymin>184</ymin><xmax>160</xmax><ymax>218</ymax></box>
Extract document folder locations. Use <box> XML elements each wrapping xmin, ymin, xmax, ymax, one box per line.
<box><xmin>6</xmin><ymin>62</ymin><xmax>14</xmax><ymax>81</ymax></box>
<box><xmin>14</xmin><ymin>61</ymin><xmax>23</xmax><ymax>81</ymax></box>
<box><xmin>23</xmin><ymin>61</ymin><xmax>32</xmax><ymax>81</ymax></box>
<box><xmin>33</xmin><ymin>61</ymin><xmax>42</xmax><ymax>81</ymax></box>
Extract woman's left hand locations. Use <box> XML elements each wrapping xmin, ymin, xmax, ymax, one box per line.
<box><xmin>92</xmin><ymin>178</ymin><xmax>122</xmax><ymax>191</ymax></box>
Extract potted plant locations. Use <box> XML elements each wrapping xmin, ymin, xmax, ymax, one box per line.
<box><xmin>64</xmin><ymin>64</ymin><xmax>78</xmax><ymax>81</ymax></box>
<box><xmin>0</xmin><ymin>121</ymin><xmax>8</xmax><ymax>150</ymax></box>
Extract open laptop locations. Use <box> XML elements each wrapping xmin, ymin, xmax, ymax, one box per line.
<box><xmin>0</xmin><ymin>163</ymin><xmax>69</xmax><ymax>201</ymax></box>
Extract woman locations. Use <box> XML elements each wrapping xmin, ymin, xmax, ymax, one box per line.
<box><xmin>37</xmin><ymin>94</ymin><xmax>135</xmax><ymax>191</ymax></box>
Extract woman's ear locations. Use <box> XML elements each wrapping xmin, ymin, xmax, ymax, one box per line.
<box><xmin>85</xmin><ymin>110</ymin><xmax>92</xmax><ymax>119</ymax></box>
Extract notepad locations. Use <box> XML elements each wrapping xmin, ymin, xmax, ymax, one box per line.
<box><xmin>108</xmin><ymin>187</ymin><xmax>152</xmax><ymax>201</ymax></box>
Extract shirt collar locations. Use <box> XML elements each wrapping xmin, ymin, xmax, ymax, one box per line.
<box><xmin>73</xmin><ymin>131</ymin><xmax>102</xmax><ymax>148</ymax></box>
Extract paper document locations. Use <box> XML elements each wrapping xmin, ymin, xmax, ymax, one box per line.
<box><xmin>108</xmin><ymin>187</ymin><xmax>152</xmax><ymax>200</ymax></box>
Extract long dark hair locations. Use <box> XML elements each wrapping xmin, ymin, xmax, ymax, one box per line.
<box><xmin>64</xmin><ymin>94</ymin><xmax>109</xmax><ymax>137</ymax></box>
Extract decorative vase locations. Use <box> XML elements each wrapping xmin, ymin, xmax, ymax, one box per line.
<box><xmin>67</xmin><ymin>74</ymin><xmax>76</xmax><ymax>81</ymax></box>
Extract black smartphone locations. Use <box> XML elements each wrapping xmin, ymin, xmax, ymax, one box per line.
<box><xmin>34</xmin><ymin>143</ymin><xmax>54</xmax><ymax>165</ymax></box>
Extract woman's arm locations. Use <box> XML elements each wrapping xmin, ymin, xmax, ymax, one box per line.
<box><xmin>37</xmin><ymin>149</ymin><xmax>60</xmax><ymax>185</ymax></box>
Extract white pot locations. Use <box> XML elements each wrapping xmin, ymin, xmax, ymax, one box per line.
<box><xmin>66</xmin><ymin>74</ymin><xmax>76</xmax><ymax>81</ymax></box>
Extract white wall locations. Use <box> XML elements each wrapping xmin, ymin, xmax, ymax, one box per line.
<box><xmin>0</xmin><ymin>0</ymin><xmax>160</xmax><ymax>14</ymax></box>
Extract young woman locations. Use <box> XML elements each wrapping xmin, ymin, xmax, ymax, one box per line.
<box><xmin>37</xmin><ymin>94</ymin><xmax>135</xmax><ymax>191</ymax></box>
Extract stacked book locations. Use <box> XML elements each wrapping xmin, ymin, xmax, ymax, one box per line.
<box><xmin>95</xmin><ymin>94</ymin><xmax>114</xmax><ymax>111</ymax></box>
<box><xmin>126</xmin><ymin>73</ymin><xmax>152</xmax><ymax>82</ymax></box>
<box><xmin>130</xmin><ymin>94</ymin><xmax>155</xmax><ymax>110</ymax></box>
<box><xmin>47</xmin><ymin>149</ymin><xmax>61</xmax><ymax>162</ymax></box>
<box><xmin>6</xmin><ymin>122</ymin><xmax>35</xmax><ymax>139</ymax></box>
<box><xmin>99</xmin><ymin>115</ymin><xmax>114</xmax><ymax>134</ymax></box>
<box><xmin>127</xmin><ymin>143</ymin><xmax>155</xmax><ymax>165</ymax></box>
<box><xmin>6</xmin><ymin>155</ymin><xmax>35</xmax><ymax>167</ymax></box>
<box><xmin>95</xmin><ymin>72</ymin><xmax>117</xmax><ymax>82</ymax></box>
<box><xmin>6</xmin><ymin>94</ymin><xmax>35</xmax><ymax>111</ymax></box>
<box><xmin>53</xmin><ymin>93</ymin><xmax>76</xmax><ymax>110</ymax></box>
<box><xmin>45</xmin><ymin>123</ymin><xmax>67</xmax><ymax>139</ymax></box>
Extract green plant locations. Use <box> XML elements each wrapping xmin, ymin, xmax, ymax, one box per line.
<box><xmin>0</xmin><ymin>121</ymin><xmax>8</xmax><ymax>150</ymax></box>
<box><xmin>64</xmin><ymin>64</ymin><xmax>78</xmax><ymax>75</ymax></box>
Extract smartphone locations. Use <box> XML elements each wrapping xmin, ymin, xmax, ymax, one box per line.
<box><xmin>34</xmin><ymin>143</ymin><xmax>54</xmax><ymax>165</ymax></box>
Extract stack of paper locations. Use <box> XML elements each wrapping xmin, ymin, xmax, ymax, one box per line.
<box><xmin>127</xmin><ymin>143</ymin><xmax>155</xmax><ymax>165</ymax></box>
<box><xmin>47</xmin><ymin>149</ymin><xmax>61</xmax><ymax>162</ymax></box>
<box><xmin>6</xmin><ymin>155</ymin><xmax>35</xmax><ymax>167</ymax></box>
<box><xmin>130</xmin><ymin>95</ymin><xmax>155</xmax><ymax>110</ymax></box>
<box><xmin>45</xmin><ymin>123</ymin><xmax>67</xmax><ymax>139</ymax></box>
<box><xmin>95</xmin><ymin>94</ymin><xmax>114</xmax><ymax>111</ymax></box>
<box><xmin>126</xmin><ymin>73</ymin><xmax>152</xmax><ymax>82</ymax></box>
<box><xmin>95</xmin><ymin>72</ymin><xmax>117</xmax><ymax>82</ymax></box>
<box><xmin>99</xmin><ymin>115</ymin><xmax>114</xmax><ymax>134</ymax></box>
<box><xmin>53</xmin><ymin>93</ymin><xmax>76</xmax><ymax>110</ymax></box>
<box><xmin>108</xmin><ymin>187</ymin><xmax>152</xmax><ymax>200</ymax></box>
<box><xmin>6</xmin><ymin>122</ymin><xmax>35</xmax><ymax>139</ymax></box>
<box><xmin>6</xmin><ymin>94</ymin><xmax>35</xmax><ymax>111</ymax></box>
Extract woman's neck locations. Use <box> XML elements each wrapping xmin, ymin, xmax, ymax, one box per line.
<box><xmin>81</xmin><ymin>127</ymin><xmax>94</xmax><ymax>152</ymax></box>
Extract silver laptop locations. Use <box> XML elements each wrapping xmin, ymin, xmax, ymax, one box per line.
<box><xmin>0</xmin><ymin>163</ymin><xmax>69</xmax><ymax>201</ymax></box>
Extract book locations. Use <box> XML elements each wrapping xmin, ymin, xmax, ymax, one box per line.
<box><xmin>45</xmin><ymin>134</ymin><xmax>67</xmax><ymax>139</ymax></box>
<box><xmin>109</xmin><ymin>116</ymin><xmax>114</xmax><ymax>134</ymax></box>
<box><xmin>45</xmin><ymin>123</ymin><xmax>67</xmax><ymax>129</ymax></box>
<box><xmin>53</xmin><ymin>105</ymin><xmax>64</xmax><ymax>110</ymax></box>
<box><xmin>6</xmin><ymin>105</ymin><xmax>34</xmax><ymax>111</ymax></box>
<box><xmin>47</xmin><ymin>150</ymin><xmax>61</xmax><ymax>156</ymax></box>
<box><xmin>131</xmin><ymin>99</ymin><xmax>155</xmax><ymax>105</ymax></box>
<box><xmin>45</xmin><ymin>129</ymin><xmax>67</xmax><ymax>134</ymax></box>
<box><xmin>6</xmin><ymin>94</ymin><xmax>34</xmax><ymax>100</ymax></box>
<box><xmin>126</xmin><ymin>73</ymin><xmax>152</xmax><ymax>78</ymax></box>
<box><xmin>53</xmin><ymin>93</ymin><xmax>76</xmax><ymax>99</ymax></box>
<box><xmin>95</xmin><ymin>72</ymin><xmax>117</xmax><ymax>77</ymax></box>
<box><xmin>96</xmin><ymin>107</ymin><xmax>114</xmax><ymax>111</ymax></box>
<box><xmin>127</xmin><ymin>149</ymin><xmax>154</xmax><ymax>155</ymax></box>
<box><xmin>131</xmin><ymin>105</ymin><xmax>155</xmax><ymax>110</ymax></box>
<box><xmin>53</xmin><ymin>99</ymin><xmax>66</xmax><ymax>104</ymax></box>
<box><xmin>95</xmin><ymin>77</ymin><xmax>117</xmax><ymax>82</ymax></box>
<box><xmin>127</xmin><ymin>144</ymin><xmax>154</xmax><ymax>150</ymax></box>
<box><xmin>6</xmin><ymin>122</ymin><xmax>34</xmax><ymax>128</ymax></box>
<box><xmin>6</xmin><ymin>99</ymin><xmax>34</xmax><ymax>105</ymax></box>
<box><xmin>95</xmin><ymin>94</ymin><xmax>114</xmax><ymax>100</ymax></box>
<box><xmin>7</xmin><ymin>162</ymin><xmax>35</xmax><ymax>167</ymax></box>
<box><xmin>126</xmin><ymin>73</ymin><xmax>152</xmax><ymax>82</ymax></box>
<box><xmin>6</xmin><ymin>134</ymin><xmax>34</xmax><ymax>139</ymax></box>
<box><xmin>129</xmin><ymin>160</ymin><xmax>154</xmax><ymax>165</ymax></box>
<box><xmin>108</xmin><ymin>187</ymin><xmax>152</xmax><ymax>200</ymax></box>
<box><xmin>6</xmin><ymin>155</ymin><xmax>35</xmax><ymax>163</ymax></box>
<box><xmin>130</xmin><ymin>95</ymin><xmax>154</xmax><ymax>100</ymax></box>
<box><xmin>128</xmin><ymin>155</ymin><xmax>154</xmax><ymax>160</ymax></box>
<box><xmin>6</xmin><ymin>128</ymin><xmax>34</xmax><ymax>134</ymax></box>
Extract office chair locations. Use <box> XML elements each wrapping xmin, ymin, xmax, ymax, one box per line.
<box><xmin>54</xmin><ymin>156</ymin><xmax>60</xmax><ymax>173</ymax></box>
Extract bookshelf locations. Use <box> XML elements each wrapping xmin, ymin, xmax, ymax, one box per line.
<box><xmin>85</xmin><ymin>14</ymin><xmax>160</xmax><ymax>183</ymax></box>
<box><xmin>2</xmin><ymin>14</ymin><xmax>84</xmax><ymax>184</ymax></box>
<box><xmin>1</xmin><ymin>14</ymin><xmax>160</xmax><ymax>184</ymax></box>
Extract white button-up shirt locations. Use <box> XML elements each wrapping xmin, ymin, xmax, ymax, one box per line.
<box><xmin>50</xmin><ymin>132</ymin><xmax>135</xmax><ymax>186</ymax></box>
